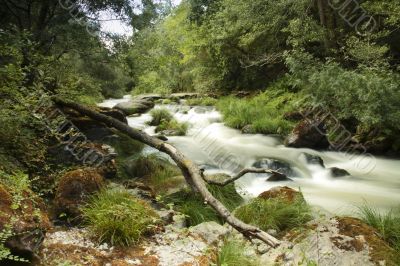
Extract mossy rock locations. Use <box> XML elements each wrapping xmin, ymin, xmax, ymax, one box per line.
<box><xmin>258</xmin><ymin>186</ymin><xmax>303</xmax><ymax>203</ymax></box>
<box><xmin>54</xmin><ymin>168</ymin><xmax>105</xmax><ymax>221</ymax></box>
<box><xmin>335</xmin><ymin>217</ymin><xmax>398</xmax><ymax>265</ymax></box>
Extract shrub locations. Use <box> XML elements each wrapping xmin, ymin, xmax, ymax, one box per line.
<box><xmin>163</xmin><ymin>183</ymin><xmax>243</xmax><ymax>226</ymax></box>
<box><xmin>81</xmin><ymin>188</ymin><xmax>160</xmax><ymax>246</ymax></box>
<box><xmin>234</xmin><ymin>196</ymin><xmax>312</xmax><ymax>233</ymax></box>
<box><xmin>358</xmin><ymin>204</ymin><xmax>400</xmax><ymax>251</ymax></box>
<box><xmin>216</xmin><ymin>240</ymin><xmax>259</xmax><ymax>266</ymax></box>
<box><xmin>148</xmin><ymin>108</ymin><xmax>173</xmax><ymax>126</ymax></box>
<box><xmin>285</xmin><ymin>51</ymin><xmax>400</xmax><ymax>145</ymax></box>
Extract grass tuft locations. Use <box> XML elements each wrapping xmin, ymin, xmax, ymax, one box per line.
<box><xmin>81</xmin><ymin>188</ymin><xmax>160</xmax><ymax>246</ymax></box>
<box><xmin>215</xmin><ymin>240</ymin><xmax>260</xmax><ymax>266</ymax></box>
<box><xmin>358</xmin><ymin>204</ymin><xmax>400</xmax><ymax>251</ymax></box>
<box><xmin>164</xmin><ymin>183</ymin><xmax>243</xmax><ymax>226</ymax></box>
<box><xmin>234</xmin><ymin>196</ymin><xmax>312</xmax><ymax>233</ymax></box>
<box><xmin>148</xmin><ymin>108</ymin><xmax>173</xmax><ymax>126</ymax></box>
<box><xmin>148</xmin><ymin>108</ymin><xmax>189</xmax><ymax>136</ymax></box>
<box><xmin>156</xmin><ymin>119</ymin><xmax>189</xmax><ymax>136</ymax></box>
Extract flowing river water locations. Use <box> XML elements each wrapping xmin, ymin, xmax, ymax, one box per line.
<box><xmin>100</xmin><ymin>96</ymin><xmax>400</xmax><ymax>215</ymax></box>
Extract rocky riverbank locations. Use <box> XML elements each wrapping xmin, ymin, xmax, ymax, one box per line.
<box><xmin>1</xmin><ymin>94</ymin><xmax>399</xmax><ymax>265</ymax></box>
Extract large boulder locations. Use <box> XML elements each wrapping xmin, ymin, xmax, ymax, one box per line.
<box><xmin>0</xmin><ymin>183</ymin><xmax>51</xmax><ymax>262</ymax></box>
<box><xmin>54</xmin><ymin>168</ymin><xmax>105</xmax><ymax>222</ymax></box>
<box><xmin>47</xmin><ymin>142</ymin><xmax>117</xmax><ymax>178</ymax></box>
<box><xmin>285</xmin><ymin>119</ymin><xmax>330</xmax><ymax>150</ymax></box>
<box><xmin>114</xmin><ymin>99</ymin><xmax>155</xmax><ymax>115</ymax></box>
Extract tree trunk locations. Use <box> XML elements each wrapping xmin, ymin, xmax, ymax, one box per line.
<box><xmin>53</xmin><ymin>98</ymin><xmax>281</xmax><ymax>248</ymax></box>
<box><xmin>317</xmin><ymin>0</ymin><xmax>337</xmax><ymax>52</ymax></box>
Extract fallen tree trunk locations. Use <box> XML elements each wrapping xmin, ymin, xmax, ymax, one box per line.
<box><xmin>204</xmin><ymin>168</ymin><xmax>284</xmax><ymax>186</ymax></box>
<box><xmin>54</xmin><ymin>98</ymin><xmax>280</xmax><ymax>247</ymax></box>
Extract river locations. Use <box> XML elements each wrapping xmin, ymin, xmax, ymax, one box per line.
<box><xmin>99</xmin><ymin>96</ymin><xmax>400</xmax><ymax>215</ymax></box>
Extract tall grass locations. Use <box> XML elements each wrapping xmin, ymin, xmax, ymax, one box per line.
<box><xmin>234</xmin><ymin>196</ymin><xmax>312</xmax><ymax>232</ymax></box>
<box><xmin>148</xmin><ymin>108</ymin><xmax>173</xmax><ymax>126</ymax></box>
<box><xmin>216</xmin><ymin>240</ymin><xmax>260</xmax><ymax>266</ymax></box>
<box><xmin>185</xmin><ymin>97</ymin><xmax>217</xmax><ymax>106</ymax></box>
<box><xmin>358</xmin><ymin>204</ymin><xmax>400</xmax><ymax>251</ymax></box>
<box><xmin>164</xmin><ymin>183</ymin><xmax>243</xmax><ymax>226</ymax></box>
<box><xmin>216</xmin><ymin>89</ymin><xmax>299</xmax><ymax>135</ymax></box>
<box><xmin>81</xmin><ymin>188</ymin><xmax>160</xmax><ymax>246</ymax></box>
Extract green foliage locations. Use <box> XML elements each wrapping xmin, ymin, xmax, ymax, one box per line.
<box><xmin>185</xmin><ymin>97</ymin><xmax>218</xmax><ymax>106</ymax></box>
<box><xmin>216</xmin><ymin>88</ymin><xmax>298</xmax><ymax>135</ymax></box>
<box><xmin>81</xmin><ymin>188</ymin><xmax>160</xmax><ymax>246</ymax></box>
<box><xmin>234</xmin><ymin>196</ymin><xmax>312</xmax><ymax>233</ymax></box>
<box><xmin>156</xmin><ymin>119</ymin><xmax>189</xmax><ymax>136</ymax></box>
<box><xmin>358</xmin><ymin>204</ymin><xmax>400</xmax><ymax>252</ymax></box>
<box><xmin>215</xmin><ymin>240</ymin><xmax>259</xmax><ymax>266</ymax></box>
<box><xmin>286</xmin><ymin>50</ymin><xmax>400</xmax><ymax>136</ymax></box>
<box><xmin>149</xmin><ymin>108</ymin><xmax>173</xmax><ymax>126</ymax></box>
<box><xmin>164</xmin><ymin>183</ymin><xmax>243</xmax><ymax>226</ymax></box>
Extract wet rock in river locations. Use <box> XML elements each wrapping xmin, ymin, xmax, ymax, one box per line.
<box><xmin>285</xmin><ymin>119</ymin><xmax>330</xmax><ymax>150</ymax></box>
<box><xmin>252</xmin><ymin>158</ymin><xmax>296</xmax><ymax>177</ymax></box>
<box><xmin>114</xmin><ymin>99</ymin><xmax>154</xmax><ymax>116</ymax></box>
<box><xmin>302</xmin><ymin>152</ymin><xmax>325</xmax><ymax>167</ymax></box>
<box><xmin>329</xmin><ymin>167</ymin><xmax>351</xmax><ymax>177</ymax></box>
<box><xmin>241</xmin><ymin>124</ymin><xmax>255</xmax><ymax>134</ymax></box>
<box><xmin>266</xmin><ymin>172</ymin><xmax>292</xmax><ymax>182</ymax></box>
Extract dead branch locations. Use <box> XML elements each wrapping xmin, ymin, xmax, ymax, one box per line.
<box><xmin>204</xmin><ymin>168</ymin><xmax>285</xmax><ymax>186</ymax></box>
<box><xmin>53</xmin><ymin>98</ymin><xmax>281</xmax><ymax>248</ymax></box>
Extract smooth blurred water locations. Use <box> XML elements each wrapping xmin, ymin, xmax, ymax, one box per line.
<box><xmin>100</xmin><ymin>97</ymin><xmax>400</xmax><ymax>215</ymax></box>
